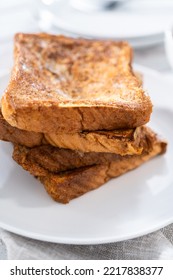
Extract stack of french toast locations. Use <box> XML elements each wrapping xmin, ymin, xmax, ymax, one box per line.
<box><xmin>0</xmin><ymin>33</ymin><xmax>167</xmax><ymax>203</ymax></box>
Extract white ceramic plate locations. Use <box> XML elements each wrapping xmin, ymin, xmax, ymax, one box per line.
<box><xmin>0</xmin><ymin>65</ymin><xmax>173</xmax><ymax>244</ymax></box>
<box><xmin>37</xmin><ymin>0</ymin><xmax>173</xmax><ymax>47</ymax></box>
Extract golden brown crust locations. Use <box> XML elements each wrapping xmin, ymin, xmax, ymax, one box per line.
<box><xmin>42</xmin><ymin>135</ymin><xmax>164</xmax><ymax>203</ymax></box>
<box><xmin>45</xmin><ymin>127</ymin><xmax>143</xmax><ymax>155</ymax></box>
<box><xmin>1</xmin><ymin>33</ymin><xmax>152</xmax><ymax>133</ymax></box>
<box><xmin>0</xmin><ymin>108</ymin><xmax>44</xmax><ymax>147</ymax></box>
<box><xmin>12</xmin><ymin>126</ymin><xmax>167</xmax><ymax>174</ymax></box>
<box><xmin>12</xmin><ymin>128</ymin><xmax>167</xmax><ymax>203</ymax></box>
<box><xmin>0</xmin><ymin>109</ymin><xmax>147</xmax><ymax>155</ymax></box>
<box><xmin>12</xmin><ymin>144</ymin><xmax>121</xmax><ymax>174</ymax></box>
<box><xmin>41</xmin><ymin>165</ymin><xmax>110</xmax><ymax>203</ymax></box>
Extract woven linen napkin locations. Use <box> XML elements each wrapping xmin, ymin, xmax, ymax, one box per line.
<box><xmin>1</xmin><ymin>225</ymin><xmax>173</xmax><ymax>260</ymax></box>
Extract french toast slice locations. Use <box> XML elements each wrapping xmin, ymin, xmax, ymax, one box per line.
<box><xmin>0</xmin><ymin>108</ymin><xmax>44</xmax><ymax>147</ymax></box>
<box><xmin>12</xmin><ymin>126</ymin><xmax>159</xmax><ymax>175</ymax></box>
<box><xmin>44</xmin><ymin>128</ymin><xmax>143</xmax><ymax>155</ymax></box>
<box><xmin>41</xmin><ymin>142</ymin><xmax>164</xmax><ymax>203</ymax></box>
<box><xmin>0</xmin><ymin>109</ymin><xmax>146</xmax><ymax>155</ymax></box>
<box><xmin>1</xmin><ymin>33</ymin><xmax>152</xmax><ymax>134</ymax></box>
<box><xmin>13</xmin><ymin>129</ymin><xmax>166</xmax><ymax>203</ymax></box>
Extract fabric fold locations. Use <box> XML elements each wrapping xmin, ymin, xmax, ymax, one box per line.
<box><xmin>1</xmin><ymin>225</ymin><xmax>173</xmax><ymax>260</ymax></box>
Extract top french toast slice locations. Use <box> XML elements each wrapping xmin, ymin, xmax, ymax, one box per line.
<box><xmin>1</xmin><ymin>33</ymin><xmax>152</xmax><ymax>133</ymax></box>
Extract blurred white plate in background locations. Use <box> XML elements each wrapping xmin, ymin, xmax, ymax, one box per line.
<box><xmin>0</xmin><ymin>0</ymin><xmax>39</xmax><ymax>42</ymax></box>
<box><xmin>38</xmin><ymin>0</ymin><xmax>173</xmax><ymax>47</ymax></box>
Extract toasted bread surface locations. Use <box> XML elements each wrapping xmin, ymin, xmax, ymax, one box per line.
<box><xmin>0</xmin><ymin>109</ymin><xmax>44</xmax><ymax>147</ymax></box>
<box><xmin>12</xmin><ymin>126</ymin><xmax>160</xmax><ymax>176</ymax></box>
<box><xmin>12</xmin><ymin>128</ymin><xmax>167</xmax><ymax>203</ymax></box>
<box><xmin>1</xmin><ymin>33</ymin><xmax>152</xmax><ymax>133</ymax></box>
<box><xmin>0</xmin><ymin>109</ymin><xmax>146</xmax><ymax>155</ymax></box>
<box><xmin>41</xmin><ymin>139</ymin><xmax>164</xmax><ymax>203</ymax></box>
<box><xmin>45</xmin><ymin>127</ymin><xmax>143</xmax><ymax>155</ymax></box>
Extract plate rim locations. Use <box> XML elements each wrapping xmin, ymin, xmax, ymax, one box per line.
<box><xmin>45</xmin><ymin>1</ymin><xmax>171</xmax><ymax>39</ymax></box>
<box><xmin>0</xmin><ymin>217</ymin><xmax>173</xmax><ymax>245</ymax></box>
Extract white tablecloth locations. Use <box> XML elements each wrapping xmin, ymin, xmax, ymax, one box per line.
<box><xmin>1</xmin><ymin>224</ymin><xmax>173</xmax><ymax>260</ymax></box>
